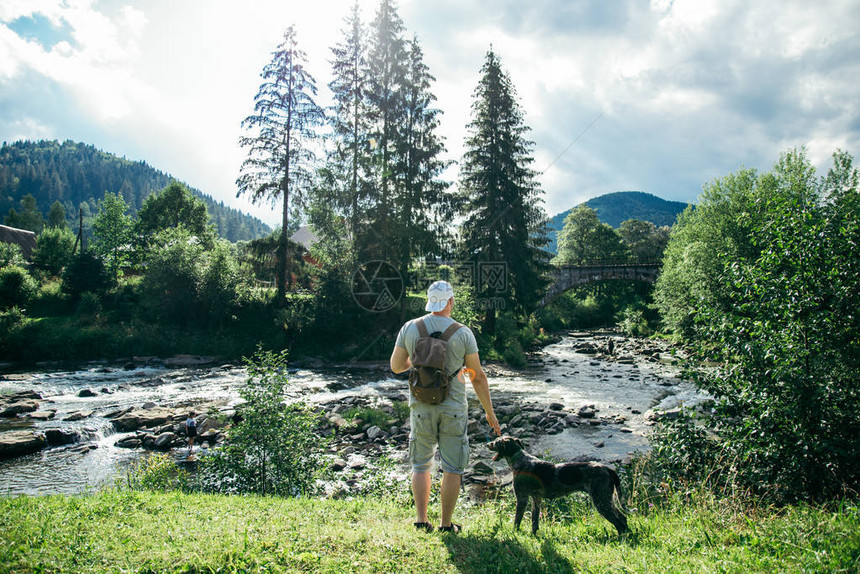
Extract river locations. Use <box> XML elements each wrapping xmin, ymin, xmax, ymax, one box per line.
<box><xmin>0</xmin><ymin>333</ymin><xmax>707</xmax><ymax>496</ymax></box>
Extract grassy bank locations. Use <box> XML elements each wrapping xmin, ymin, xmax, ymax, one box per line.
<box><xmin>1</xmin><ymin>489</ymin><xmax>857</xmax><ymax>573</ymax></box>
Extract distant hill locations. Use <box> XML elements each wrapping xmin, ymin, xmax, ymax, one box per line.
<box><xmin>546</xmin><ymin>191</ymin><xmax>690</xmax><ymax>253</ymax></box>
<box><xmin>0</xmin><ymin>140</ymin><xmax>270</xmax><ymax>242</ymax></box>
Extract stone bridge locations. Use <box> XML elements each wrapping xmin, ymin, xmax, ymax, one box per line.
<box><xmin>540</xmin><ymin>262</ymin><xmax>661</xmax><ymax>307</ymax></box>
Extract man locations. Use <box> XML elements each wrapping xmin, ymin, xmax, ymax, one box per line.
<box><xmin>390</xmin><ymin>280</ymin><xmax>501</xmax><ymax>533</ymax></box>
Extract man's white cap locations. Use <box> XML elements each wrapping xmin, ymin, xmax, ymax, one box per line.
<box><xmin>425</xmin><ymin>280</ymin><xmax>454</xmax><ymax>312</ymax></box>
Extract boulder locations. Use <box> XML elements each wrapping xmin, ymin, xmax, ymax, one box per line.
<box><xmin>0</xmin><ymin>430</ymin><xmax>47</xmax><ymax>459</ymax></box>
<box><xmin>45</xmin><ymin>429</ymin><xmax>79</xmax><ymax>446</ymax></box>
<box><xmin>112</xmin><ymin>407</ymin><xmax>173</xmax><ymax>432</ymax></box>
<box><xmin>153</xmin><ymin>432</ymin><xmax>177</xmax><ymax>450</ymax></box>
<box><xmin>115</xmin><ymin>436</ymin><xmax>142</xmax><ymax>449</ymax></box>
<box><xmin>366</xmin><ymin>426</ymin><xmax>384</xmax><ymax>440</ymax></box>
<box><xmin>329</xmin><ymin>458</ymin><xmax>348</xmax><ymax>472</ymax></box>
<box><xmin>470</xmin><ymin>461</ymin><xmax>494</xmax><ymax>475</ymax></box>
<box><xmin>28</xmin><ymin>410</ymin><xmax>56</xmax><ymax>420</ymax></box>
<box><xmin>578</xmin><ymin>405</ymin><xmax>597</xmax><ymax>419</ymax></box>
<box><xmin>76</xmin><ymin>388</ymin><xmax>97</xmax><ymax>398</ymax></box>
<box><xmin>63</xmin><ymin>410</ymin><xmax>94</xmax><ymax>422</ymax></box>
<box><xmin>0</xmin><ymin>400</ymin><xmax>40</xmax><ymax>417</ymax></box>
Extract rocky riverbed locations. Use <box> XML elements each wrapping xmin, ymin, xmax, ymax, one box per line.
<box><xmin>0</xmin><ymin>332</ymin><xmax>709</xmax><ymax>496</ymax></box>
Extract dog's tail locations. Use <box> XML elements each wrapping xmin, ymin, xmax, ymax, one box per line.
<box><xmin>608</xmin><ymin>467</ymin><xmax>629</xmax><ymax>513</ymax></box>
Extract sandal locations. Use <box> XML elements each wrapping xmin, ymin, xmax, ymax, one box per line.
<box><xmin>438</xmin><ymin>523</ymin><xmax>461</xmax><ymax>534</ymax></box>
<box><xmin>414</xmin><ymin>522</ymin><xmax>434</xmax><ymax>533</ymax></box>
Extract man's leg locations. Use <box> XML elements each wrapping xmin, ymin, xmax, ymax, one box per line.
<box><xmin>440</xmin><ymin>471</ymin><xmax>461</xmax><ymax>527</ymax></box>
<box><xmin>412</xmin><ymin>471</ymin><xmax>432</xmax><ymax>523</ymax></box>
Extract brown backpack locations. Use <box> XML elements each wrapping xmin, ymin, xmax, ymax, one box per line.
<box><xmin>408</xmin><ymin>318</ymin><xmax>463</xmax><ymax>404</ymax></box>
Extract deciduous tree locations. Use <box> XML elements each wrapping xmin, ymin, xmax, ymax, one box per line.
<box><xmin>91</xmin><ymin>191</ymin><xmax>132</xmax><ymax>282</ymax></box>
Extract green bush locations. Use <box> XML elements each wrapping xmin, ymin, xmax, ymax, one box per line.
<box><xmin>653</xmin><ymin>149</ymin><xmax>860</xmax><ymax>503</ymax></box>
<box><xmin>0</xmin><ymin>265</ymin><xmax>37</xmax><ymax>309</ymax></box>
<box><xmin>32</xmin><ymin>227</ymin><xmax>75</xmax><ymax>276</ymax></box>
<box><xmin>62</xmin><ymin>253</ymin><xmax>111</xmax><ymax>299</ymax></box>
<box><xmin>125</xmin><ymin>453</ymin><xmax>190</xmax><ymax>492</ymax></box>
<box><xmin>198</xmin><ymin>349</ymin><xmax>327</xmax><ymax>496</ymax></box>
<box><xmin>0</xmin><ymin>243</ymin><xmax>25</xmax><ymax>268</ymax></box>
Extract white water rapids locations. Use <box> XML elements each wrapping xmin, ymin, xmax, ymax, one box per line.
<box><xmin>0</xmin><ymin>334</ymin><xmax>708</xmax><ymax>496</ymax></box>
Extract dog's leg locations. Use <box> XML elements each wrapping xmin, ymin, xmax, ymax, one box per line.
<box><xmin>514</xmin><ymin>494</ymin><xmax>528</xmax><ymax>530</ymax></box>
<box><xmin>590</xmin><ymin>482</ymin><xmax>628</xmax><ymax>535</ymax></box>
<box><xmin>531</xmin><ymin>496</ymin><xmax>542</xmax><ymax>535</ymax></box>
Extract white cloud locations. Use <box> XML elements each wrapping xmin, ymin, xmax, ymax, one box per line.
<box><xmin>1</xmin><ymin>0</ymin><xmax>858</xmax><ymax>226</ymax></box>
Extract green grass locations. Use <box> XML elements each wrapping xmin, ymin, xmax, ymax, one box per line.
<box><xmin>0</xmin><ymin>490</ymin><xmax>857</xmax><ymax>573</ymax></box>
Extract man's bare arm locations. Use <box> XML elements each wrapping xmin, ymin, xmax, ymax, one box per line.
<box><xmin>390</xmin><ymin>346</ymin><xmax>411</xmax><ymax>374</ymax></box>
<box><xmin>464</xmin><ymin>352</ymin><xmax>500</xmax><ymax>436</ymax></box>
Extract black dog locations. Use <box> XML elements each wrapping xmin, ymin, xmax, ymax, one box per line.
<box><xmin>488</xmin><ymin>436</ymin><xmax>629</xmax><ymax>535</ymax></box>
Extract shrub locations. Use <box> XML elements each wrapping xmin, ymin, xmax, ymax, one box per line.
<box><xmin>125</xmin><ymin>453</ymin><xmax>190</xmax><ymax>492</ymax></box>
<box><xmin>62</xmin><ymin>253</ymin><xmax>111</xmax><ymax>299</ymax></box>
<box><xmin>0</xmin><ymin>243</ymin><xmax>25</xmax><ymax>268</ymax></box>
<box><xmin>32</xmin><ymin>227</ymin><xmax>75</xmax><ymax>276</ymax></box>
<box><xmin>0</xmin><ymin>265</ymin><xmax>37</xmax><ymax>309</ymax></box>
<box><xmin>198</xmin><ymin>349</ymin><xmax>327</xmax><ymax>496</ymax></box>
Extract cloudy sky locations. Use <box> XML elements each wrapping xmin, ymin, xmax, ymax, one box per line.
<box><xmin>1</xmin><ymin>0</ymin><xmax>857</xmax><ymax>226</ymax></box>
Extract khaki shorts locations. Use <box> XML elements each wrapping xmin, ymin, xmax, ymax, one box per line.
<box><xmin>409</xmin><ymin>402</ymin><xmax>470</xmax><ymax>474</ymax></box>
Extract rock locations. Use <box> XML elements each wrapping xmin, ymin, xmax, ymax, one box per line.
<box><xmin>470</xmin><ymin>461</ymin><xmax>494</xmax><ymax>475</ymax></box>
<box><xmin>508</xmin><ymin>414</ymin><xmax>524</xmax><ymax>427</ymax></box>
<box><xmin>348</xmin><ymin>455</ymin><xmax>367</xmax><ymax>470</ymax></box>
<box><xmin>153</xmin><ymin>432</ymin><xmax>177</xmax><ymax>450</ymax></box>
<box><xmin>45</xmin><ymin>429</ymin><xmax>78</xmax><ymax>446</ymax></box>
<box><xmin>69</xmin><ymin>443</ymin><xmax>97</xmax><ymax>454</ymax></box>
<box><xmin>594</xmin><ymin>441</ymin><xmax>605</xmax><ymax>448</ymax></box>
<box><xmin>620</xmin><ymin>428</ymin><xmax>635</xmax><ymax>434</ymax></box>
<box><xmin>548</xmin><ymin>402</ymin><xmax>565</xmax><ymax>411</ymax></box>
<box><xmin>28</xmin><ymin>410</ymin><xmax>56</xmax><ymax>420</ymax></box>
<box><xmin>112</xmin><ymin>407</ymin><xmax>173</xmax><ymax>432</ymax></box>
<box><xmin>578</xmin><ymin>405</ymin><xmax>597</xmax><ymax>418</ymax></box>
<box><xmin>63</xmin><ymin>410</ymin><xmax>94</xmax><ymax>421</ymax></box>
<box><xmin>564</xmin><ymin>414</ymin><xmax>580</xmax><ymax>426</ymax></box>
<box><xmin>103</xmin><ymin>407</ymin><xmax>133</xmax><ymax>419</ymax></box>
<box><xmin>0</xmin><ymin>430</ymin><xmax>47</xmax><ymax>459</ymax></box>
<box><xmin>0</xmin><ymin>400</ymin><xmax>40</xmax><ymax>417</ymax></box>
<box><xmin>8</xmin><ymin>390</ymin><xmax>42</xmax><ymax>400</ymax></box>
<box><xmin>366</xmin><ymin>426</ymin><xmax>384</xmax><ymax>440</ymax></box>
<box><xmin>115</xmin><ymin>436</ymin><xmax>142</xmax><ymax>448</ymax></box>
<box><xmin>340</xmin><ymin>446</ymin><xmax>357</xmax><ymax>457</ymax></box>
<box><xmin>163</xmin><ymin>355</ymin><xmax>215</xmax><ymax>367</ymax></box>
<box><xmin>330</xmin><ymin>458</ymin><xmax>348</xmax><ymax>472</ymax></box>
<box><xmin>198</xmin><ymin>429</ymin><xmax>220</xmax><ymax>444</ymax></box>
<box><xmin>124</xmin><ymin>362</ymin><xmax>136</xmax><ymax>370</ymax></box>
<box><xmin>76</xmin><ymin>388</ymin><xmax>97</xmax><ymax>398</ymax></box>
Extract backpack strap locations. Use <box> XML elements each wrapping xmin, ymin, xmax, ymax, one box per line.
<box><xmin>440</xmin><ymin>321</ymin><xmax>463</xmax><ymax>341</ymax></box>
<box><xmin>415</xmin><ymin>318</ymin><xmax>430</xmax><ymax>338</ymax></box>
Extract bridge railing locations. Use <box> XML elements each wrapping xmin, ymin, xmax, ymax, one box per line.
<box><xmin>553</xmin><ymin>260</ymin><xmax>662</xmax><ymax>268</ymax></box>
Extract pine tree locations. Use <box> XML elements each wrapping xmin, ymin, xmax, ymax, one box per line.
<box><xmin>458</xmin><ymin>50</ymin><xmax>550</xmax><ymax>332</ymax></box>
<box><xmin>237</xmin><ymin>25</ymin><xmax>324</xmax><ymax>300</ymax></box>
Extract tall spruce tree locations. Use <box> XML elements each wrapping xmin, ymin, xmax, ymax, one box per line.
<box><xmin>237</xmin><ymin>25</ymin><xmax>324</xmax><ymax>300</ymax></box>
<box><xmin>326</xmin><ymin>1</ymin><xmax>371</xmax><ymax>245</ymax></box>
<box><xmin>363</xmin><ymin>0</ymin><xmax>407</xmax><ymax>260</ymax></box>
<box><xmin>458</xmin><ymin>50</ymin><xmax>550</xmax><ymax>333</ymax></box>
<box><xmin>393</xmin><ymin>36</ymin><xmax>452</xmax><ymax>317</ymax></box>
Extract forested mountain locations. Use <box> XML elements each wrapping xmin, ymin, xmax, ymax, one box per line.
<box><xmin>546</xmin><ymin>191</ymin><xmax>689</xmax><ymax>253</ymax></box>
<box><xmin>0</xmin><ymin>140</ymin><xmax>270</xmax><ymax>242</ymax></box>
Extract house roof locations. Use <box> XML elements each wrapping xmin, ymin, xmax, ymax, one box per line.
<box><xmin>289</xmin><ymin>225</ymin><xmax>319</xmax><ymax>252</ymax></box>
<box><xmin>0</xmin><ymin>224</ymin><xmax>37</xmax><ymax>260</ymax></box>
